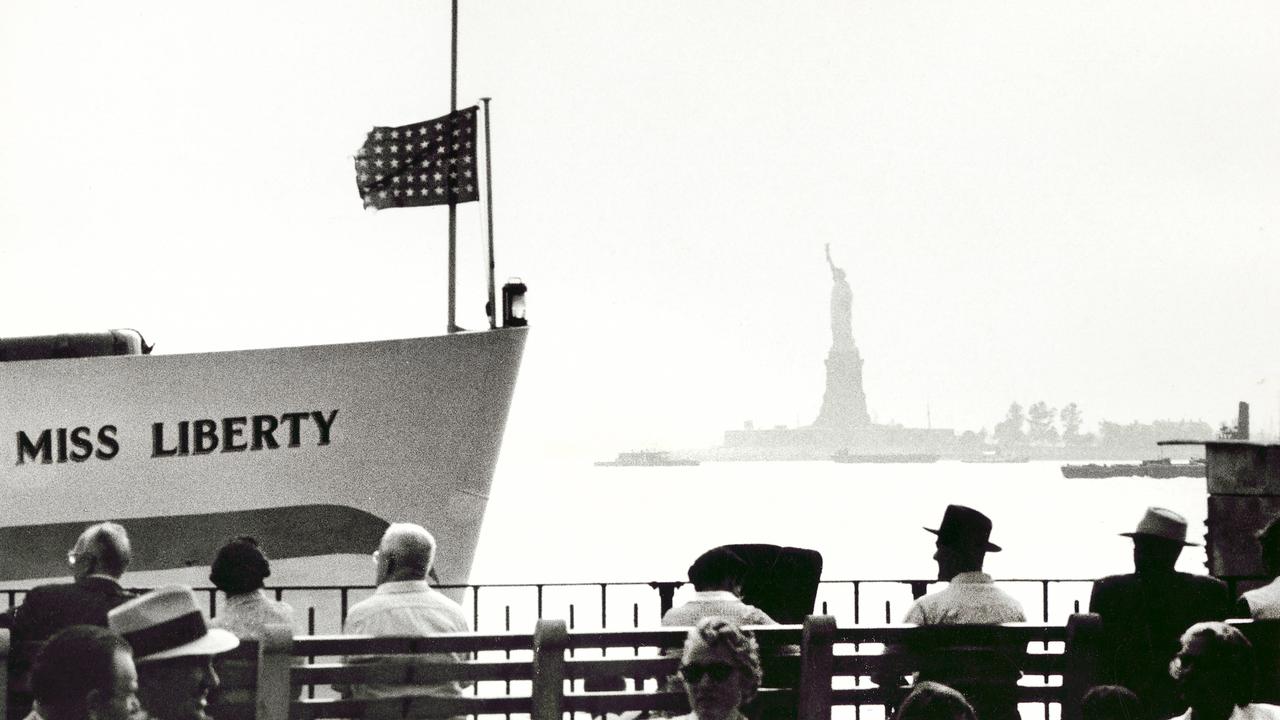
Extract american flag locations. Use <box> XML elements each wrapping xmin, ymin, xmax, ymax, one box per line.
<box><xmin>354</xmin><ymin>106</ymin><xmax>479</xmax><ymax>210</ymax></box>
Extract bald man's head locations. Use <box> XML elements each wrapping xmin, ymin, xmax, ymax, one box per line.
<box><xmin>375</xmin><ymin>523</ymin><xmax>437</xmax><ymax>584</ymax></box>
<box><xmin>72</xmin><ymin>523</ymin><xmax>131</xmax><ymax>579</ymax></box>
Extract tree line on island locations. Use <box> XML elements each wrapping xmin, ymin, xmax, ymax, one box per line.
<box><xmin>958</xmin><ymin>402</ymin><xmax>1214</xmax><ymax>453</ymax></box>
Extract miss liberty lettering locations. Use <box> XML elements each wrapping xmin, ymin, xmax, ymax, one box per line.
<box><xmin>152</xmin><ymin>410</ymin><xmax>339</xmax><ymax>457</ymax></box>
<box><xmin>13</xmin><ymin>410</ymin><xmax>339</xmax><ymax>465</ymax></box>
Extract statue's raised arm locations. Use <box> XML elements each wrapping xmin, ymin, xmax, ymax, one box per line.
<box><xmin>825</xmin><ymin>245</ymin><xmax>855</xmax><ymax>351</ymax></box>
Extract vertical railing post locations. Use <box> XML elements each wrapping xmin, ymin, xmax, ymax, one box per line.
<box><xmin>798</xmin><ymin>615</ymin><xmax>836</xmax><ymax>720</ymax></box>
<box><xmin>0</xmin><ymin>629</ymin><xmax>11</xmax><ymax>720</ymax></box>
<box><xmin>255</xmin><ymin>624</ymin><xmax>294</xmax><ymax>720</ymax></box>
<box><xmin>650</xmin><ymin>581</ymin><xmax>680</xmax><ymax>619</ymax></box>
<box><xmin>1060</xmin><ymin>613</ymin><xmax>1103</xmax><ymax>720</ymax></box>
<box><xmin>532</xmin><ymin>619</ymin><xmax>568</xmax><ymax>720</ymax></box>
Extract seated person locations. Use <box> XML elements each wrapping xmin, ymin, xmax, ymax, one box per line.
<box><xmin>671</xmin><ymin>618</ymin><xmax>762</xmax><ymax>720</ymax></box>
<box><xmin>662</xmin><ymin>547</ymin><xmax>776</xmax><ymax>627</ymax></box>
<box><xmin>1168</xmin><ymin>621</ymin><xmax>1280</xmax><ymax>720</ymax></box>
<box><xmin>209</xmin><ymin>536</ymin><xmax>295</xmax><ymax>640</ymax></box>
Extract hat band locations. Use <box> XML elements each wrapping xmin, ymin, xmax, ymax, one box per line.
<box><xmin>122</xmin><ymin>610</ymin><xmax>208</xmax><ymax>658</ymax></box>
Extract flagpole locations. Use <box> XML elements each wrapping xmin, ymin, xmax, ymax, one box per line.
<box><xmin>481</xmin><ymin>97</ymin><xmax>497</xmax><ymax>329</ymax></box>
<box><xmin>446</xmin><ymin>0</ymin><xmax>460</xmax><ymax>333</ymax></box>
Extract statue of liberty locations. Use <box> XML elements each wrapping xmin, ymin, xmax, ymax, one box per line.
<box><xmin>825</xmin><ymin>244</ymin><xmax>856</xmax><ymax>351</ymax></box>
<box><xmin>812</xmin><ymin>244</ymin><xmax>869</xmax><ymax>430</ymax></box>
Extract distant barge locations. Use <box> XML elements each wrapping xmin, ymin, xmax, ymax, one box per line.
<box><xmin>595</xmin><ymin>451</ymin><xmax>700</xmax><ymax>467</ymax></box>
<box><xmin>1061</xmin><ymin>458</ymin><xmax>1206</xmax><ymax>479</ymax></box>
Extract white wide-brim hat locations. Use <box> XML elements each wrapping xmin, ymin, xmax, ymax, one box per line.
<box><xmin>1120</xmin><ymin>506</ymin><xmax>1197</xmax><ymax>547</ymax></box>
<box><xmin>108</xmin><ymin>585</ymin><xmax>239</xmax><ymax>663</ymax></box>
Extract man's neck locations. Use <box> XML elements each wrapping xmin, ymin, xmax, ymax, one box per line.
<box><xmin>383</xmin><ymin>573</ymin><xmax>428</xmax><ymax>585</ymax></box>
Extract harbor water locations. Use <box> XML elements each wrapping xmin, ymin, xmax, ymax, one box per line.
<box><xmin>471</xmin><ymin>458</ymin><xmax>1211</xmax><ymax>586</ymax></box>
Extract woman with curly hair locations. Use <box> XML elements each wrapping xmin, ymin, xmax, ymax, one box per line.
<box><xmin>673</xmin><ymin>617</ymin><xmax>763</xmax><ymax>720</ymax></box>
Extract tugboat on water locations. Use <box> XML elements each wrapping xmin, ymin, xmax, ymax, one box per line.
<box><xmin>595</xmin><ymin>450</ymin><xmax>700</xmax><ymax>467</ymax></box>
<box><xmin>1060</xmin><ymin>457</ymin><xmax>1206</xmax><ymax>479</ymax></box>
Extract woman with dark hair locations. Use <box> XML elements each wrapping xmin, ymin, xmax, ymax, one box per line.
<box><xmin>1168</xmin><ymin>621</ymin><xmax>1280</xmax><ymax>720</ymax></box>
<box><xmin>671</xmin><ymin>617</ymin><xmax>763</xmax><ymax>720</ymax></box>
<box><xmin>209</xmin><ymin>536</ymin><xmax>294</xmax><ymax>639</ymax></box>
<box><xmin>892</xmin><ymin>682</ymin><xmax>977</xmax><ymax>720</ymax></box>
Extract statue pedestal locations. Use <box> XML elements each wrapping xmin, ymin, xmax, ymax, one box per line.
<box><xmin>813</xmin><ymin>348</ymin><xmax>870</xmax><ymax>430</ymax></box>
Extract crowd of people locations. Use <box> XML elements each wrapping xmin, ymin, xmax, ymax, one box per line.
<box><xmin>1</xmin><ymin>503</ymin><xmax>1278</xmax><ymax>720</ymax></box>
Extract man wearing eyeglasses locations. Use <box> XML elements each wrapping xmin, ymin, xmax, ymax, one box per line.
<box><xmin>338</xmin><ymin>522</ymin><xmax>472</xmax><ymax>711</ymax></box>
<box><xmin>10</xmin><ymin>522</ymin><xmax>137</xmax><ymax>717</ymax></box>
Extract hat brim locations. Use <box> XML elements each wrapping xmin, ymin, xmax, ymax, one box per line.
<box><xmin>1120</xmin><ymin>531</ymin><xmax>1198</xmax><ymax>547</ymax></box>
<box><xmin>925</xmin><ymin>526</ymin><xmax>1002</xmax><ymax>553</ymax></box>
<box><xmin>135</xmin><ymin>628</ymin><xmax>240</xmax><ymax>664</ymax></box>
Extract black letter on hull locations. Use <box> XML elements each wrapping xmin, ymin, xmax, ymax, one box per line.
<box><xmin>69</xmin><ymin>426</ymin><xmax>93</xmax><ymax>462</ymax></box>
<box><xmin>96</xmin><ymin>426</ymin><xmax>119</xmax><ymax>460</ymax></box>
<box><xmin>252</xmin><ymin>415</ymin><xmax>279</xmax><ymax>450</ymax></box>
<box><xmin>193</xmin><ymin>419</ymin><xmax>218</xmax><ymax>454</ymax></box>
<box><xmin>17</xmin><ymin>430</ymin><xmax>52</xmax><ymax>465</ymax></box>
<box><xmin>152</xmin><ymin>422</ymin><xmax>178</xmax><ymax>457</ymax></box>
<box><xmin>312</xmin><ymin>410</ymin><xmax>338</xmax><ymax>446</ymax></box>
<box><xmin>280</xmin><ymin>412</ymin><xmax>308</xmax><ymax>448</ymax></box>
<box><xmin>222</xmin><ymin>416</ymin><xmax>247</xmax><ymax>453</ymax></box>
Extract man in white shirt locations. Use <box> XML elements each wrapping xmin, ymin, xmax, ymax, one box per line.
<box><xmin>894</xmin><ymin>505</ymin><xmax>1025</xmax><ymax>720</ymax></box>
<box><xmin>341</xmin><ymin>523</ymin><xmax>472</xmax><ymax>703</ymax></box>
<box><xmin>661</xmin><ymin>546</ymin><xmax>776</xmax><ymax>627</ymax></box>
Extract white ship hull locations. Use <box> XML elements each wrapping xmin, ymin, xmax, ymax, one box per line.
<box><xmin>0</xmin><ymin>328</ymin><xmax>526</xmax><ymax>588</ymax></box>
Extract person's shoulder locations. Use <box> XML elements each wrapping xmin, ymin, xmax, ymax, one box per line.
<box><xmin>271</xmin><ymin>598</ymin><xmax>296</xmax><ymax>620</ymax></box>
<box><xmin>425</xmin><ymin>588</ymin><xmax>470</xmax><ymax>621</ymax></box>
<box><xmin>21</xmin><ymin>581</ymin><xmax>77</xmax><ymax>605</ymax></box>
<box><xmin>1091</xmin><ymin>574</ymin><xmax>1137</xmax><ymax>593</ymax></box>
<box><xmin>343</xmin><ymin>593</ymin><xmax>384</xmax><ymax>624</ymax></box>
<box><xmin>1177</xmin><ymin>571</ymin><xmax>1228</xmax><ymax>590</ymax></box>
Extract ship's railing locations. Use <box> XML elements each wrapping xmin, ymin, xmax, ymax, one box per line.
<box><xmin>1</xmin><ymin>576</ymin><xmax>1264</xmax><ymax>636</ymax></box>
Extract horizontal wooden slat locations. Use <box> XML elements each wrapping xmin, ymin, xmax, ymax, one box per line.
<box><xmin>293</xmin><ymin>632</ymin><xmax>533</xmax><ymax>656</ymax></box>
<box><xmin>291</xmin><ymin>694</ymin><xmax>532</xmax><ymax>720</ymax></box>
<box><xmin>833</xmin><ymin>623</ymin><xmax>1066</xmax><ymax>645</ymax></box>
<box><xmin>830</xmin><ymin>649</ymin><xmax>1063</xmax><ymax>675</ymax></box>
<box><xmin>563</xmin><ymin>690</ymin><xmax>688</xmax><ymax>714</ymax></box>
<box><xmin>213</xmin><ymin>660</ymin><xmax>258</xmax><ymax>688</ymax></box>
<box><xmin>561</xmin><ymin>687</ymin><xmax>794</xmax><ymax>715</ymax></box>
<box><xmin>564</xmin><ymin>626</ymin><xmax>799</xmax><ymax>650</ymax></box>
<box><xmin>828</xmin><ymin>685</ymin><xmax>1065</xmax><ymax>705</ymax></box>
<box><xmin>565</xmin><ymin>656</ymin><xmax>678</xmax><ymax>680</ymax></box>
<box><xmin>295</xmin><ymin>659</ymin><xmax>532</xmax><ymax>685</ymax></box>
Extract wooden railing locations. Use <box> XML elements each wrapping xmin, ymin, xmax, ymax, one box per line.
<box><xmin>32</xmin><ymin>614</ymin><xmax>1280</xmax><ymax>720</ymax></box>
<box><xmin>196</xmin><ymin>614</ymin><xmax>1105</xmax><ymax>720</ymax></box>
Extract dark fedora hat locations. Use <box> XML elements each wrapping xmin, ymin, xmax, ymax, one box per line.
<box><xmin>925</xmin><ymin>504</ymin><xmax>1002</xmax><ymax>552</ymax></box>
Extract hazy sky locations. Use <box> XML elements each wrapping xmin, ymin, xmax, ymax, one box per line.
<box><xmin>3</xmin><ymin>1</ymin><xmax>1279</xmax><ymax>459</ymax></box>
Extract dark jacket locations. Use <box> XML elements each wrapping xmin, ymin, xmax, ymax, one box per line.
<box><xmin>8</xmin><ymin>576</ymin><xmax>137</xmax><ymax>718</ymax></box>
<box><xmin>12</xmin><ymin>576</ymin><xmax>137</xmax><ymax>643</ymax></box>
<box><xmin>1089</xmin><ymin>572</ymin><xmax>1231</xmax><ymax>720</ymax></box>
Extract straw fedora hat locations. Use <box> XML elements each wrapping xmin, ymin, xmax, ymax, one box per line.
<box><xmin>108</xmin><ymin>585</ymin><xmax>239</xmax><ymax>663</ymax></box>
<box><xmin>1119</xmin><ymin>507</ymin><xmax>1197</xmax><ymax>547</ymax></box>
<box><xmin>925</xmin><ymin>504</ymin><xmax>1002</xmax><ymax>552</ymax></box>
